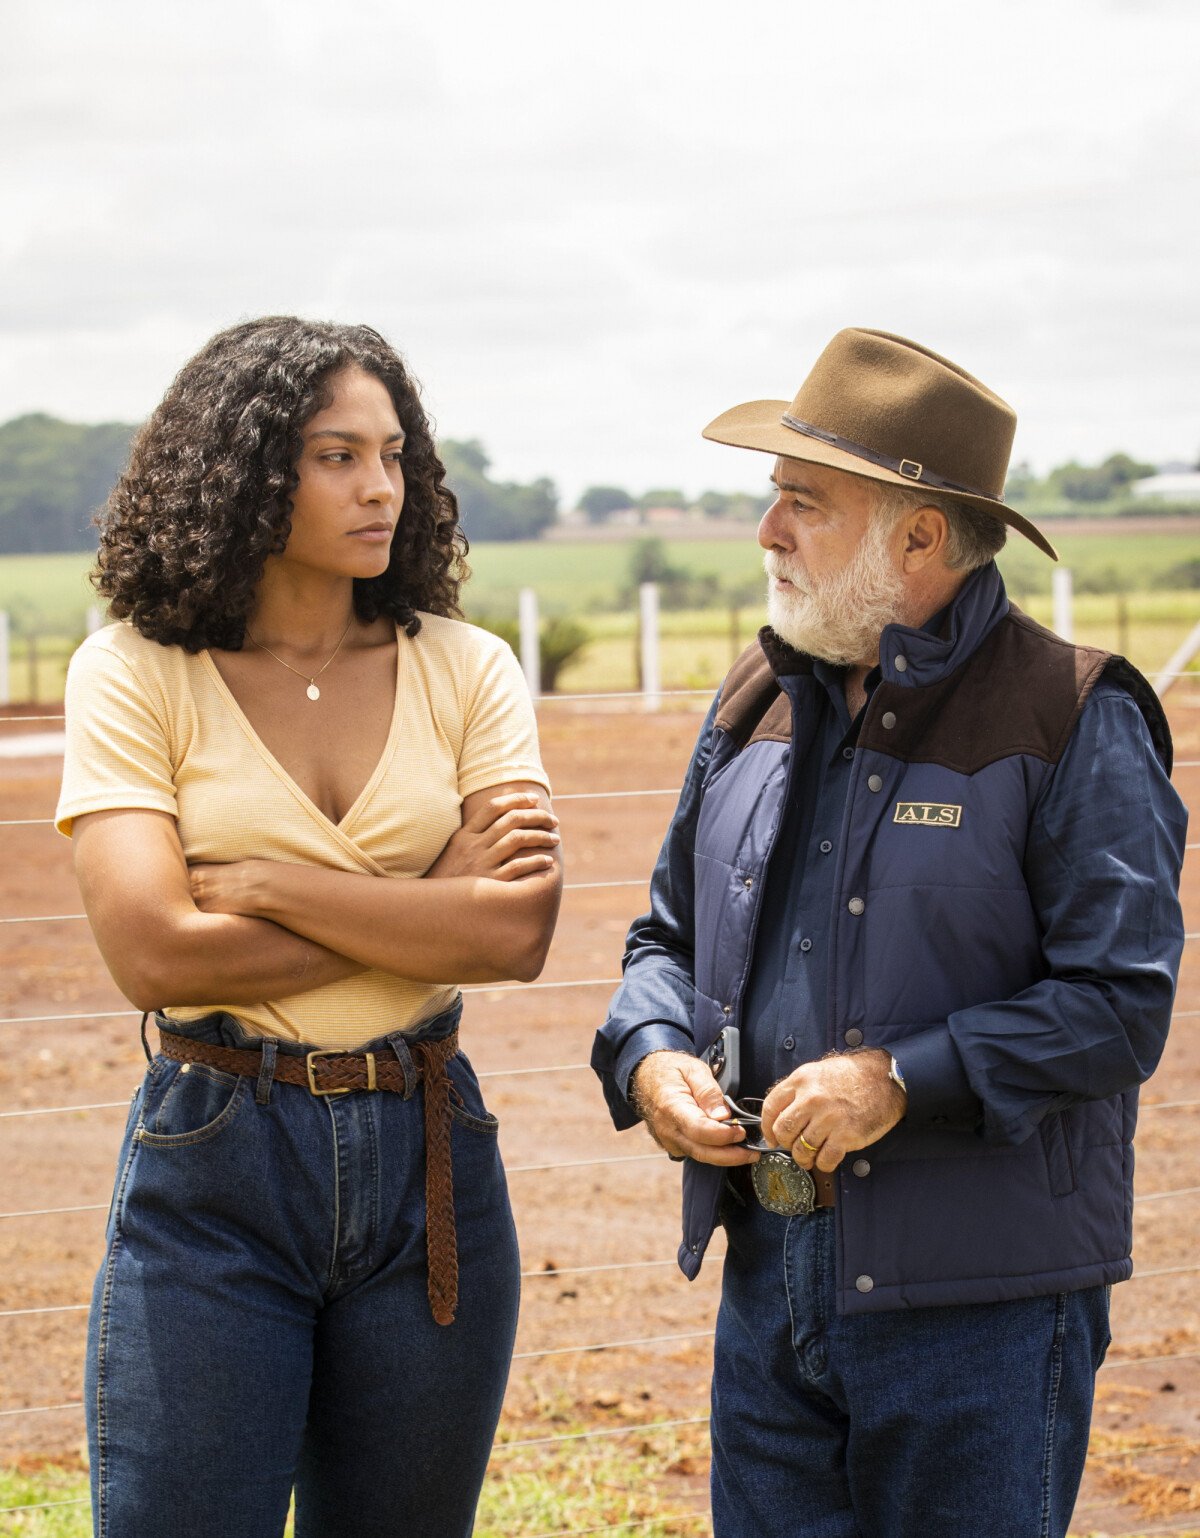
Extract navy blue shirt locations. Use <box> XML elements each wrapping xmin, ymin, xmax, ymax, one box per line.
<box><xmin>738</xmin><ymin>657</ymin><xmax>871</xmax><ymax>1097</ymax></box>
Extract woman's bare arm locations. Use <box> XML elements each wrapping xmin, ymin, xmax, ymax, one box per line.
<box><xmin>190</xmin><ymin>782</ymin><xmax>564</xmax><ymax>985</ymax></box>
<box><xmin>73</xmin><ymin>808</ymin><xmax>365</xmax><ymax>1012</ymax></box>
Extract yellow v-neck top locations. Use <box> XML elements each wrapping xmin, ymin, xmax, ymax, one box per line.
<box><xmin>56</xmin><ymin>615</ymin><xmax>551</xmax><ymax>1051</ymax></box>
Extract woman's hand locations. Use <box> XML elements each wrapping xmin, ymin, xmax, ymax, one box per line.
<box><xmin>427</xmin><ymin>791</ymin><xmax>560</xmax><ymax>882</ymax></box>
<box><xmin>189</xmin><ymin>859</ymin><xmax>271</xmax><ymax>917</ymax></box>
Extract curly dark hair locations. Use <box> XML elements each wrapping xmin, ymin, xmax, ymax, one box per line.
<box><xmin>94</xmin><ymin>316</ymin><xmax>469</xmax><ymax>650</ymax></box>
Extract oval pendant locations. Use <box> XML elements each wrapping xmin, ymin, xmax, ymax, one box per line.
<box><xmin>306</xmin><ymin>683</ymin><xmax>320</xmax><ymax>701</ymax></box>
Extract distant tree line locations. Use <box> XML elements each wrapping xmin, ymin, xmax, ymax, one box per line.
<box><xmin>1</xmin><ymin>410</ymin><xmax>1195</xmax><ymax>555</ymax></box>
<box><xmin>0</xmin><ymin>415</ymin><xmax>558</xmax><ymax>553</ymax></box>
<box><xmin>579</xmin><ymin>449</ymin><xmax>1200</xmax><ymax>524</ymax></box>
<box><xmin>578</xmin><ymin>484</ymin><xmax>771</xmax><ymax>523</ymax></box>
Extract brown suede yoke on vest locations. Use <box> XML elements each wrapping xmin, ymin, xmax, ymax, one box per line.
<box><xmin>715</xmin><ymin>606</ymin><xmax>1171</xmax><ymax>777</ymax></box>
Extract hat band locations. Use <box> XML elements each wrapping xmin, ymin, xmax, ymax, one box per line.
<box><xmin>780</xmin><ymin>414</ymin><xmax>1000</xmax><ymax>503</ymax></box>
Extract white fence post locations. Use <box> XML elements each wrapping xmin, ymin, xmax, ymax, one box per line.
<box><xmin>1052</xmin><ymin>567</ymin><xmax>1073</xmax><ymax>642</ymax></box>
<box><xmin>639</xmin><ymin>582</ymin><xmax>660</xmax><ymax>711</ymax></box>
<box><xmin>0</xmin><ymin>611</ymin><xmax>8</xmax><ymax>707</ymax></box>
<box><xmin>518</xmin><ymin>587</ymin><xmax>541</xmax><ymax>698</ymax></box>
<box><xmin>1153</xmin><ymin>617</ymin><xmax>1200</xmax><ymax>699</ymax></box>
<box><xmin>86</xmin><ymin>606</ymin><xmax>103</xmax><ymax>634</ymax></box>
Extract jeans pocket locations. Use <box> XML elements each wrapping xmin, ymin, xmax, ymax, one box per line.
<box><xmin>447</xmin><ymin>1056</ymin><xmax>500</xmax><ymax>1134</ymax></box>
<box><xmin>138</xmin><ymin>1061</ymin><xmax>247</xmax><ymax>1147</ymax></box>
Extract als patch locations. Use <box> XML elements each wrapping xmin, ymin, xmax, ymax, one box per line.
<box><xmin>893</xmin><ymin>802</ymin><xmax>962</xmax><ymax>828</ymax></box>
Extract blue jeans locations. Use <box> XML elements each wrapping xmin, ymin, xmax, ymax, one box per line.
<box><xmin>712</xmin><ymin>1185</ymin><xmax>1111</xmax><ymax>1538</ymax></box>
<box><xmin>86</xmin><ymin>1001</ymin><xmax>520</xmax><ymax>1538</ymax></box>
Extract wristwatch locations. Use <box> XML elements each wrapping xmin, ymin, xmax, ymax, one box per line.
<box><xmin>887</xmin><ymin>1055</ymin><xmax>907</xmax><ymax>1095</ymax></box>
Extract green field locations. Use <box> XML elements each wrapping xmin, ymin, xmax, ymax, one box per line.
<box><xmin>1</xmin><ymin>530</ymin><xmax>1198</xmax><ymax>702</ymax></box>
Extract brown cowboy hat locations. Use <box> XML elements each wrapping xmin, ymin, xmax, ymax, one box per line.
<box><xmin>702</xmin><ymin>327</ymin><xmax>1057</xmax><ymax>560</ymax></box>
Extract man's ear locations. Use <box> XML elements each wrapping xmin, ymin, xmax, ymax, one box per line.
<box><xmin>901</xmin><ymin>505</ymin><xmax>949</xmax><ymax>573</ymax></box>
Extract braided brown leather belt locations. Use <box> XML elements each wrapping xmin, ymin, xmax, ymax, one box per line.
<box><xmin>157</xmin><ymin>1026</ymin><xmax>462</xmax><ymax>1326</ymax></box>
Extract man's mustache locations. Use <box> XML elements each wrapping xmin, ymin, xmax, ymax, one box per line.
<box><xmin>764</xmin><ymin>554</ymin><xmax>810</xmax><ymax>593</ymax></box>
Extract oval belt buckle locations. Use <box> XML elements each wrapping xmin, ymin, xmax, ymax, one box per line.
<box><xmin>752</xmin><ymin>1151</ymin><xmax>816</xmax><ymax>1216</ymax></box>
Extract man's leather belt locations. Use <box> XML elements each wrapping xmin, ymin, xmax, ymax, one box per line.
<box><xmin>157</xmin><ymin>1027</ymin><xmax>462</xmax><ymax>1327</ymax></box>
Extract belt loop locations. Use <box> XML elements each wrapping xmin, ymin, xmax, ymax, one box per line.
<box><xmin>140</xmin><ymin>1012</ymin><xmax>154</xmax><ymax>1063</ymax></box>
<box><xmin>255</xmin><ymin>1040</ymin><xmax>278</xmax><ymax>1106</ymax></box>
<box><xmin>386</xmin><ymin>1032</ymin><xmax>418</xmax><ymax>1099</ymax></box>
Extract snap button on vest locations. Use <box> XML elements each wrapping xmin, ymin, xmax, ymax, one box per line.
<box><xmin>844</xmin><ymin>1028</ymin><xmax>863</xmax><ymax>1046</ymax></box>
<box><xmin>783</xmin><ymin>1035</ymin><xmax>795</xmax><ymax>1050</ymax></box>
<box><xmin>856</xmin><ymin>1275</ymin><xmax>874</xmax><ymax>1293</ymax></box>
<box><xmin>867</xmin><ymin>774</ymin><xmax>883</xmax><ymax>792</ymax></box>
<box><xmin>853</xmin><ymin>1159</ymin><xmax>871</xmax><ymax>1177</ymax></box>
<box><xmin>848</xmin><ymin>897</ymin><xmax>865</xmax><ymax>915</ymax></box>
<box><xmin>894</xmin><ymin>655</ymin><xmax>908</xmax><ymax>672</ymax></box>
<box><xmin>881</xmin><ymin>711</ymin><xmax>896</xmax><ymax>729</ymax></box>
<box><xmin>743</xmin><ymin>876</ymin><xmax>753</xmax><ymax>889</ymax></box>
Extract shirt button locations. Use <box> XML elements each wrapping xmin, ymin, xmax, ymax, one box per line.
<box><xmin>852</xmin><ymin>1159</ymin><xmax>871</xmax><ymax>1177</ymax></box>
<box><xmin>842</xmin><ymin>746</ymin><xmax>854</xmax><ymax>761</ymax></box>
<box><xmin>894</xmin><ymin>655</ymin><xmax>908</xmax><ymax>673</ymax></box>
<box><xmin>819</xmin><ymin>840</ymin><xmax>833</xmax><ymax>854</ymax></box>
<box><xmin>848</xmin><ymin>897</ymin><xmax>865</xmax><ymax>916</ymax></box>
<box><xmin>844</xmin><ymin>1028</ymin><xmax>863</xmax><ymax>1047</ymax></box>
<box><xmin>867</xmin><ymin>774</ymin><xmax>883</xmax><ymax>792</ymax></box>
<box><xmin>799</xmin><ymin>937</ymin><xmax>813</xmax><ymax>953</ymax></box>
<box><xmin>856</xmin><ymin>1275</ymin><xmax>874</xmax><ymax>1293</ymax></box>
<box><xmin>881</xmin><ymin>711</ymin><xmax>897</xmax><ymax>730</ymax></box>
<box><xmin>782</xmin><ymin>1035</ymin><xmax>795</xmax><ymax>1050</ymax></box>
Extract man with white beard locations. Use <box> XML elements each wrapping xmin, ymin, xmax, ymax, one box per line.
<box><xmin>592</xmin><ymin>329</ymin><xmax>1187</xmax><ymax>1538</ymax></box>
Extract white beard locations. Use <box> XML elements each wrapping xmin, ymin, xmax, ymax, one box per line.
<box><xmin>764</xmin><ymin>514</ymin><xmax>908</xmax><ymax>667</ymax></box>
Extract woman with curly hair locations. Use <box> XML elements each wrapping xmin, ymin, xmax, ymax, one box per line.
<box><xmin>56</xmin><ymin>316</ymin><xmax>563</xmax><ymax>1538</ymax></box>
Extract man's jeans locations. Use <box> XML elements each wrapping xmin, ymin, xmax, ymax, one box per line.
<box><xmin>86</xmin><ymin>1002</ymin><xmax>520</xmax><ymax>1538</ymax></box>
<box><xmin>712</xmin><ymin>1184</ymin><xmax>1111</xmax><ymax>1538</ymax></box>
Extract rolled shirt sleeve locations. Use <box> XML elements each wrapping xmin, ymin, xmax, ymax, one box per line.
<box><xmin>898</xmin><ymin>681</ymin><xmax>1188</xmax><ymax>1143</ymax></box>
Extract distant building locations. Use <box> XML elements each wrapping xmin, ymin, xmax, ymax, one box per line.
<box><xmin>1131</xmin><ymin>470</ymin><xmax>1200</xmax><ymax>502</ymax></box>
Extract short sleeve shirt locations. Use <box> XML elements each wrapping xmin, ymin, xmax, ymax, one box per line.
<box><xmin>56</xmin><ymin>614</ymin><xmax>551</xmax><ymax>1050</ymax></box>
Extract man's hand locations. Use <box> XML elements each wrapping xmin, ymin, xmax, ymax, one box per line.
<box><xmin>760</xmin><ymin>1050</ymin><xmax>905</xmax><ymax>1173</ymax></box>
<box><xmin>630</xmin><ymin>1051</ymin><xmax>758</xmax><ymax>1166</ymax></box>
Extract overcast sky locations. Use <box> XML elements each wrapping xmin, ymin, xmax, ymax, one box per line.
<box><xmin>2</xmin><ymin>0</ymin><xmax>1198</xmax><ymax>503</ymax></box>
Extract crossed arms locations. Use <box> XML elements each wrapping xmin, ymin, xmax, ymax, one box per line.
<box><xmin>73</xmin><ymin>785</ymin><xmax>562</xmax><ymax>1012</ymax></box>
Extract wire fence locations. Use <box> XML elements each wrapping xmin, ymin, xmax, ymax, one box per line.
<box><xmin>1</xmin><ymin>687</ymin><xmax>1197</xmax><ymax>1536</ymax></box>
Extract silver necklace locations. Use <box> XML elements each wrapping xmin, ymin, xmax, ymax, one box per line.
<box><xmin>246</xmin><ymin>616</ymin><xmax>354</xmax><ymax>701</ymax></box>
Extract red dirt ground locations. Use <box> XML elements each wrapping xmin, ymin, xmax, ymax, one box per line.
<box><xmin>2</xmin><ymin>701</ymin><xmax>1198</xmax><ymax>1535</ymax></box>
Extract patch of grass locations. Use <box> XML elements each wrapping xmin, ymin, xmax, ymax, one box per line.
<box><xmin>0</xmin><ymin>1465</ymin><xmax>89</xmax><ymax>1537</ymax></box>
<box><xmin>0</xmin><ymin>1425</ymin><xmax>709</xmax><ymax>1537</ymax></box>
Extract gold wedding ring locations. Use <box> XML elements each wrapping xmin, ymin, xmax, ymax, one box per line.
<box><xmin>798</xmin><ymin>1134</ymin><xmax>819</xmax><ymax>1153</ymax></box>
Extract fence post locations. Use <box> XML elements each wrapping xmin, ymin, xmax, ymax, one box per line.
<box><xmin>0</xmin><ymin>611</ymin><xmax>8</xmax><ymax>708</ymax></box>
<box><xmin>1153</xmin><ymin>617</ymin><xmax>1200</xmax><ymax>699</ymax></box>
<box><xmin>518</xmin><ymin>587</ymin><xmax>541</xmax><ymax>698</ymax></box>
<box><xmin>1052</xmin><ymin>567</ymin><xmax>1073</xmax><ymax>642</ymax></box>
<box><xmin>639</xmin><ymin>582</ymin><xmax>660</xmax><ymax>711</ymax></box>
